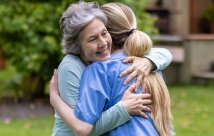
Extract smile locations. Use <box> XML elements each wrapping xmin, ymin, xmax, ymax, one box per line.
<box><xmin>96</xmin><ymin>48</ymin><xmax>110</xmax><ymax>55</ymax></box>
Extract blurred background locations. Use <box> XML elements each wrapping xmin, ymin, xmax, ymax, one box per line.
<box><xmin>0</xmin><ymin>0</ymin><xmax>213</xmax><ymax>135</ymax></box>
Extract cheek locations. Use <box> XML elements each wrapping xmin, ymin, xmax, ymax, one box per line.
<box><xmin>84</xmin><ymin>46</ymin><xmax>96</xmax><ymax>56</ymax></box>
<box><xmin>107</xmin><ymin>34</ymin><xmax>112</xmax><ymax>44</ymax></box>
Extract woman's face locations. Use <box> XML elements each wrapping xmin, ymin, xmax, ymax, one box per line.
<box><xmin>80</xmin><ymin>18</ymin><xmax>112</xmax><ymax>64</ymax></box>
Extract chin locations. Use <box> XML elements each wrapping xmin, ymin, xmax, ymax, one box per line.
<box><xmin>99</xmin><ymin>55</ymin><xmax>111</xmax><ymax>61</ymax></box>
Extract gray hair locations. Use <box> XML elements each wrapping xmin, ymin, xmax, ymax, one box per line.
<box><xmin>60</xmin><ymin>1</ymin><xmax>107</xmax><ymax>54</ymax></box>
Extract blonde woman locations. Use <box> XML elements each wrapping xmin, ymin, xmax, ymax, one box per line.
<box><xmin>102</xmin><ymin>3</ymin><xmax>174</xmax><ymax>135</ymax></box>
<box><xmin>121</xmin><ymin>29</ymin><xmax>174</xmax><ymax>136</ymax></box>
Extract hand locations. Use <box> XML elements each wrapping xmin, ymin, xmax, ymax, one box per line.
<box><xmin>49</xmin><ymin>69</ymin><xmax>60</xmax><ymax>105</ymax></box>
<box><xmin>120</xmin><ymin>56</ymin><xmax>154</xmax><ymax>90</ymax></box>
<box><xmin>121</xmin><ymin>84</ymin><xmax>152</xmax><ymax>118</ymax></box>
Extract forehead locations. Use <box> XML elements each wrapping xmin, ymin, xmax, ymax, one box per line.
<box><xmin>80</xmin><ymin>18</ymin><xmax>106</xmax><ymax>39</ymax></box>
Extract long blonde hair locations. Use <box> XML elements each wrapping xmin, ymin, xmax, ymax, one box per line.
<box><xmin>102</xmin><ymin>3</ymin><xmax>174</xmax><ymax>136</ymax></box>
<box><xmin>144</xmin><ymin>73</ymin><xmax>174</xmax><ymax>136</ymax></box>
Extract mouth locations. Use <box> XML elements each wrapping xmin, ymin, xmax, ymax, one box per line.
<box><xmin>96</xmin><ymin>47</ymin><xmax>110</xmax><ymax>56</ymax></box>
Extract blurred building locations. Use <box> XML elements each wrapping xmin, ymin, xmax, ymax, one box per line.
<box><xmin>146</xmin><ymin>0</ymin><xmax>214</xmax><ymax>84</ymax></box>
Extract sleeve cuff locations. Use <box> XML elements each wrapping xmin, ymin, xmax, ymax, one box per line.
<box><xmin>117</xmin><ymin>101</ymin><xmax>132</xmax><ymax>120</ymax></box>
<box><xmin>144</xmin><ymin>55</ymin><xmax>160</xmax><ymax>72</ymax></box>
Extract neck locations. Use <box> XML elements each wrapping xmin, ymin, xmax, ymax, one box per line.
<box><xmin>79</xmin><ymin>54</ymin><xmax>90</xmax><ymax>65</ymax></box>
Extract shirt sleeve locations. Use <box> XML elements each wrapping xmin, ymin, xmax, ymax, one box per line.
<box><xmin>144</xmin><ymin>48</ymin><xmax>173</xmax><ymax>71</ymax></box>
<box><xmin>58</xmin><ymin>62</ymin><xmax>81</xmax><ymax>108</ymax></box>
<box><xmin>89</xmin><ymin>101</ymin><xmax>131</xmax><ymax>136</ymax></box>
<box><xmin>74</xmin><ymin>64</ymin><xmax>110</xmax><ymax>125</ymax></box>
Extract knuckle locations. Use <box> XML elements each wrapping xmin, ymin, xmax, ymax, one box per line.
<box><xmin>132</xmin><ymin>65</ymin><xmax>137</xmax><ymax>69</ymax></box>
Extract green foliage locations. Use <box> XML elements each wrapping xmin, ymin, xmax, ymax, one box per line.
<box><xmin>0</xmin><ymin>1</ymin><xmax>64</xmax><ymax>80</ymax></box>
<box><xmin>0</xmin><ymin>0</ymin><xmax>74</xmax><ymax>99</ymax></box>
<box><xmin>0</xmin><ymin>0</ymin><xmax>157</xmax><ymax>99</ymax></box>
<box><xmin>202</xmin><ymin>4</ymin><xmax>214</xmax><ymax>23</ymax></box>
<box><xmin>96</xmin><ymin>0</ymin><xmax>158</xmax><ymax>35</ymax></box>
<box><xmin>0</xmin><ymin>65</ymin><xmax>21</xmax><ymax>101</ymax></box>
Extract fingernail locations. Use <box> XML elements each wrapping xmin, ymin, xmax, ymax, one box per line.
<box><xmin>123</xmin><ymin>82</ymin><xmax>127</xmax><ymax>85</ymax></box>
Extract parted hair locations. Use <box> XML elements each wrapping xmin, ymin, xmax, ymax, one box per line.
<box><xmin>102</xmin><ymin>3</ymin><xmax>174</xmax><ymax>136</ymax></box>
<box><xmin>101</xmin><ymin>3</ymin><xmax>152</xmax><ymax>56</ymax></box>
<box><xmin>60</xmin><ymin>1</ymin><xmax>107</xmax><ymax>54</ymax></box>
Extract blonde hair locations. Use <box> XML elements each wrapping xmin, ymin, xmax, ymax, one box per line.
<box><xmin>102</xmin><ymin>3</ymin><xmax>174</xmax><ymax>136</ymax></box>
<box><xmin>101</xmin><ymin>3</ymin><xmax>137</xmax><ymax>48</ymax></box>
<box><xmin>144</xmin><ymin>73</ymin><xmax>174</xmax><ymax>136</ymax></box>
<box><xmin>124</xmin><ymin>30</ymin><xmax>152</xmax><ymax>56</ymax></box>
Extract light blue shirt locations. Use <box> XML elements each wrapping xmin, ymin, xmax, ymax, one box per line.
<box><xmin>74</xmin><ymin>51</ymin><xmax>159</xmax><ymax>136</ymax></box>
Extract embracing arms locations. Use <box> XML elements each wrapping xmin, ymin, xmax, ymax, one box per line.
<box><xmin>120</xmin><ymin>47</ymin><xmax>172</xmax><ymax>90</ymax></box>
<box><xmin>50</xmin><ymin>70</ymin><xmax>151</xmax><ymax>136</ymax></box>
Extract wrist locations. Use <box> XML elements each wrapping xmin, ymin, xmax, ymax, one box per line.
<box><xmin>121</xmin><ymin>100</ymin><xmax>131</xmax><ymax>114</ymax></box>
<box><xmin>143</xmin><ymin>57</ymin><xmax>156</xmax><ymax>71</ymax></box>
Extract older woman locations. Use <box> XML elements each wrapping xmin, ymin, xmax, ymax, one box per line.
<box><xmin>50</xmin><ymin>1</ymin><xmax>172</xmax><ymax>136</ymax></box>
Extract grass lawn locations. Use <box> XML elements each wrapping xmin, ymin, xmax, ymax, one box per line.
<box><xmin>0</xmin><ymin>116</ymin><xmax>54</xmax><ymax>136</ymax></box>
<box><xmin>0</xmin><ymin>84</ymin><xmax>213</xmax><ymax>135</ymax></box>
<box><xmin>170</xmin><ymin>84</ymin><xmax>214</xmax><ymax>136</ymax></box>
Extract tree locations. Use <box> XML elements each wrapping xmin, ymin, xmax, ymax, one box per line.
<box><xmin>0</xmin><ymin>0</ymin><xmax>156</xmax><ymax>100</ymax></box>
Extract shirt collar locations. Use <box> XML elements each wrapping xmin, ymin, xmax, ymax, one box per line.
<box><xmin>111</xmin><ymin>50</ymin><xmax>127</xmax><ymax>60</ymax></box>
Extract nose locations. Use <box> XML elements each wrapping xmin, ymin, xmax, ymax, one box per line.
<box><xmin>98</xmin><ymin>37</ymin><xmax>107</xmax><ymax>48</ymax></box>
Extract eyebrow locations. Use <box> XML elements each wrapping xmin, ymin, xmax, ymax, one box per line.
<box><xmin>87</xmin><ymin>28</ymin><xmax>107</xmax><ymax>39</ymax></box>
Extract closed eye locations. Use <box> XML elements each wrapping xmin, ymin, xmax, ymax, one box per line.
<box><xmin>102</xmin><ymin>30</ymin><xmax>108</xmax><ymax>36</ymax></box>
<box><xmin>88</xmin><ymin>37</ymin><xmax>97</xmax><ymax>42</ymax></box>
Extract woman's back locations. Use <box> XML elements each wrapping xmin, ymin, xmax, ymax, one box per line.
<box><xmin>78</xmin><ymin>50</ymin><xmax>159</xmax><ymax>136</ymax></box>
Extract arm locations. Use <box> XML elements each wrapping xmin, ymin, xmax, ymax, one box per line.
<box><xmin>89</xmin><ymin>101</ymin><xmax>130</xmax><ymax>136</ymax></box>
<box><xmin>50</xmin><ymin>69</ymin><xmax>92</xmax><ymax>136</ymax></box>
<box><xmin>50</xmin><ymin>69</ymin><xmax>151</xmax><ymax>136</ymax></box>
<box><xmin>74</xmin><ymin>64</ymin><xmax>153</xmax><ymax>135</ymax></box>
<box><xmin>120</xmin><ymin>47</ymin><xmax>172</xmax><ymax>89</ymax></box>
<box><xmin>144</xmin><ymin>48</ymin><xmax>173</xmax><ymax>71</ymax></box>
<box><xmin>90</xmin><ymin>84</ymin><xmax>152</xmax><ymax>136</ymax></box>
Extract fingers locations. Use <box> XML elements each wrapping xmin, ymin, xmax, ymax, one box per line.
<box><xmin>134</xmin><ymin>101</ymin><xmax>151</xmax><ymax>119</ymax></box>
<box><xmin>141</xmin><ymin>105</ymin><xmax>151</xmax><ymax>112</ymax></box>
<box><xmin>126</xmin><ymin>84</ymin><xmax>136</xmax><ymax>93</ymax></box>
<box><xmin>54</xmin><ymin>69</ymin><xmax>58</xmax><ymax>80</ymax></box>
<box><xmin>135</xmin><ymin>74</ymin><xmax>143</xmax><ymax>91</ymax></box>
<box><xmin>138</xmin><ymin>93</ymin><xmax>151</xmax><ymax>99</ymax></box>
<box><xmin>120</xmin><ymin>66</ymin><xmax>134</xmax><ymax>78</ymax></box>
<box><xmin>54</xmin><ymin>69</ymin><xmax>57</xmax><ymax>74</ymax></box>
<box><xmin>139</xmin><ymin>112</ymin><xmax>148</xmax><ymax>119</ymax></box>
<box><xmin>122</xmin><ymin>84</ymin><xmax>136</xmax><ymax>100</ymax></box>
<box><xmin>129</xmin><ymin>104</ymin><xmax>150</xmax><ymax>119</ymax></box>
<box><xmin>142</xmin><ymin>99</ymin><xmax>152</xmax><ymax>105</ymax></box>
<box><xmin>137</xmin><ymin>94</ymin><xmax>152</xmax><ymax>105</ymax></box>
<box><xmin>50</xmin><ymin>75</ymin><xmax>54</xmax><ymax>85</ymax></box>
<box><xmin>123</xmin><ymin>70</ymin><xmax>137</xmax><ymax>85</ymax></box>
<box><xmin>122</xmin><ymin>56</ymin><xmax>136</xmax><ymax>63</ymax></box>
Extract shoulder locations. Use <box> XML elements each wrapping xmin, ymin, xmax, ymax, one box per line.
<box><xmin>58</xmin><ymin>54</ymin><xmax>86</xmax><ymax>73</ymax></box>
<box><xmin>58</xmin><ymin>54</ymin><xmax>86</xmax><ymax>80</ymax></box>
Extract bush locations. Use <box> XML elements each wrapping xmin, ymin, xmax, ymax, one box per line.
<box><xmin>0</xmin><ymin>0</ymin><xmax>157</xmax><ymax>100</ymax></box>
<box><xmin>0</xmin><ymin>0</ymin><xmax>69</xmax><ymax>100</ymax></box>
